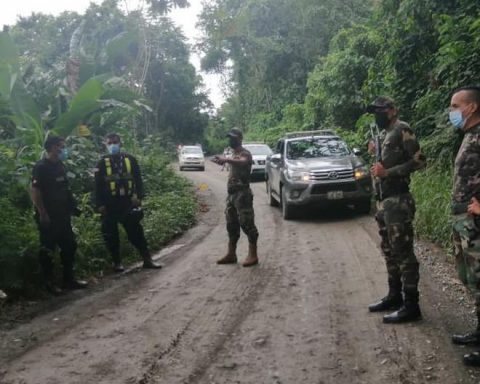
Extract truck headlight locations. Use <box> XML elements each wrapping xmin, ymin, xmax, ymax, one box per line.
<box><xmin>354</xmin><ymin>167</ymin><xmax>368</xmax><ymax>180</ymax></box>
<box><xmin>287</xmin><ymin>170</ymin><xmax>310</xmax><ymax>182</ymax></box>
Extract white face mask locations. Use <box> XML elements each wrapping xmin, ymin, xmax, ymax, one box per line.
<box><xmin>107</xmin><ymin>143</ymin><xmax>121</xmax><ymax>154</ymax></box>
<box><xmin>449</xmin><ymin>109</ymin><xmax>465</xmax><ymax>130</ymax></box>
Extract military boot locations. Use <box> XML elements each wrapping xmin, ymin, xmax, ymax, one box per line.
<box><xmin>217</xmin><ymin>242</ymin><xmax>238</xmax><ymax>264</ymax></box>
<box><xmin>368</xmin><ymin>278</ymin><xmax>403</xmax><ymax>312</ymax></box>
<box><xmin>142</xmin><ymin>251</ymin><xmax>162</xmax><ymax>269</ymax></box>
<box><xmin>114</xmin><ymin>263</ymin><xmax>126</xmax><ymax>273</ymax></box>
<box><xmin>242</xmin><ymin>243</ymin><xmax>258</xmax><ymax>267</ymax></box>
<box><xmin>452</xmin><ymin>330</ymin><xmax>480</xmax><ymax>346</ymax></box>
<box><xmin>383</xmin><ymin>290</ymin><xmax>421</xmax><ymax>324</ymax></box>
<box><xmin>63</xmin><ymin>267</ymin><xmax>88</xmax><ymax>290</ymax></box>
<box><xmin>463</xmin><ymin>351</ymin><xmax>480</xmax><ymax>366</ymax></box>
<box><xmin>452</xmin><ymin>316</ymin><xmax>480</xmax><ymax>345</ymax></box>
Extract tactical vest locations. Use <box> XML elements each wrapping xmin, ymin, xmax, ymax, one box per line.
<box><xmin>104</xmin><ymin>155</ymin><xmax>135</xmax><ymax>197</ymax></box>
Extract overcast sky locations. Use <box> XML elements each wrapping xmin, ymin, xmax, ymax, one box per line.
<box><xmin>0</xmin><ymin>0</ymin><xmax>225</xmax><ymax>108</ymax></box>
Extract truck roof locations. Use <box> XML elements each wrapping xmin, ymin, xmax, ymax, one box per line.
<box><xmin>284</xmin><ymin>130</ymin><xmax>339</xmax><ymax>140</ymax></box>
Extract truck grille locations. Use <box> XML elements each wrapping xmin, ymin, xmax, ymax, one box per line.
<box><xmin>311</xmin><ymin>182</ymin><xmax>357</xmax><ymax>194</ymax></box>
<box><xmin>309</xmin><ymin>169</ymin><xmax>353</xmax><ymax>181</ymax></box>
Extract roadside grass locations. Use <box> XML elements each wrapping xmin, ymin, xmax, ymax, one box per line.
<box><xmin>411</xmin><ymin>167</ymin><xmax>453</xmax><ymax>253</ymax></box>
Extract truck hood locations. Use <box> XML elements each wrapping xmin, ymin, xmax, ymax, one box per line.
<box><xmin>286</xmin><ymin>156</ymin><xmax>363</xmax><ymax>171</ymax></box>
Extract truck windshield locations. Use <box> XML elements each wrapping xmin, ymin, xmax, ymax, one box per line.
<box><xmin>244</xmin><ymin>145</ymin><xmax>273</xmax><ymax>156</ymax></box>
<box><xmin>286</xmin><ymin>138</ymin><xmax>350</xmax><ymax>160</ymax></box>
<box><xmin>182</xmin><ymin>147</ymin><xmax>203</xmax><ymax>154</ymax></box>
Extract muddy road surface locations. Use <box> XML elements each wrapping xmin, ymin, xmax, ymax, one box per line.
<box><xmin>1</xmin><ymin>163</ymin><xmax>480</xmax><ymax>384</ymax></box>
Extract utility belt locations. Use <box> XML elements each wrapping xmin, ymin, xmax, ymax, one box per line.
<box><xmin>375</xmin><ymin>185</ymin><xmax>410</xmax><ymax>201</ymax></box>
<box><xmin>227</xmin><ymin>184</ymin><xmax>250</xmax><ymax>195</ymax></box>
<box><xmin>452</xmin><ymin>202</ymin><xmax>480</xmax><ymax>241</ymax></box>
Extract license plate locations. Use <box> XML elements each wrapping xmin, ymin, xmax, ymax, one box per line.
<box><xmin>327</xmin><ymin>191</ymin><xmax>343</xmax><ymax>200</ymax></box>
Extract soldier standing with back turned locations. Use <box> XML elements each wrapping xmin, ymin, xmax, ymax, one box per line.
<box><xmin>367</xmin><ymin>97</ymin><xmax>426</xmax><ymax>323</ymax></box>
<box><xmin>212</xmin><ymin>128</ymin><xmax>259</xmax><ymax>267</ymax></box>
<box><xmin>448</xmin><ymin>86</ymin><xmax>480</xmax><ymax>367</ymax></box>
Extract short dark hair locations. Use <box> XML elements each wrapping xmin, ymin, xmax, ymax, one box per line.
<box><xmin>44</xmin><ymin>136</ymin><xmax>65</xmax><ymax>152</ymax></box>
<box><xmin>453</xmin><ymin>85</ymin><xmax>480</xmax><ymax>107</ymax></box>
<box><xmin>105</xmin><ymin>132</ymin><xmax>121</xmax><ymax>141</ymax></box>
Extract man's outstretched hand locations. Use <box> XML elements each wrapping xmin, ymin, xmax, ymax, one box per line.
<box><xmin>212</xmin><ymin>155</ymin><xmax>227</xmax><ymax>166</ymax></box>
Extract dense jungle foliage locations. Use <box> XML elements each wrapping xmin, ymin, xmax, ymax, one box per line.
<box><xmin>3</xmin><ymin>0</ymin><xmax>479</xmax><ymax>295</ymax></box>
<box><xmin>200</xmin><ymin>0</ymin><xmax>480</xmax><ymax>251</ymax></box>
<box><xmin>0</xmin><ymin>0</ymin><xmax>204</xmax><ymax>296</ymax></box>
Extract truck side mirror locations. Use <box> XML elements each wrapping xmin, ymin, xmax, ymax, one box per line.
<box><xmin>352</xmin><ymin>148</ymin><xmax>362</xmax><ymax>156</ymax></box>
<box><xmin>269</xmin><ymin>153</ymin><xmax>282</xmax><ymax>164</ymax></box>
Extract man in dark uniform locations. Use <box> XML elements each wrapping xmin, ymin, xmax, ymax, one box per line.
<box><xmin>212</xmin><ymin>127</ymin><xmax>259</xmax><ymax>267</ymax></box>
<box><xmin>448</xmin><ymin>86</ymin><xmax>480</xmax><ymax>366</ymax></box>
<box><xmin>94</xmin><ymin>133</ymin><xmax>161</xmax><ymax>272</ymax></box>
<box><xmin>31</xmin><ymin>136</ymin><xmax>88</xmax><ymax>294</ymax></box>
<box><xmin>367</xmin><ymin>97</ymin><xmax>426</xmax><ymax>323</ymax></box>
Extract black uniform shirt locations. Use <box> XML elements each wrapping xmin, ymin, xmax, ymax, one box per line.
<box><xmin>32</xmin><ymin>158</ymin><xmax>74</xmax><ymax>218</ymax></box>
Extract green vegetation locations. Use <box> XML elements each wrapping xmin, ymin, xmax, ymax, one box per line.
<box><xmin>0</xmin><ymin>1</ymin><xmax>202</xmax><ymax>296</ymax></box>
<box><xmin>199</xmin><ymin>0</ymin><xmax>478</xmax><ymax>251</ymax></box>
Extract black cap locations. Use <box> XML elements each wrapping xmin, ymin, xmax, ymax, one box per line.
<box><xmin>366</xmin><ymin>96</ymin><xmax>396</xmax><ymax>113</ymax></box>
<box><xmin>226</xmin><ymin>127</ymin><xmax>243</xmax><ymax>139</ymax></box>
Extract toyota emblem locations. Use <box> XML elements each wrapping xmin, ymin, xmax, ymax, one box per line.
<box><xmin>328</xmin><ymin>171</ymin><xmax>339</xmax><ymax>180</ymax></box>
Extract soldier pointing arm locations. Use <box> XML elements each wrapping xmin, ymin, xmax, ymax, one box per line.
<box><xmin>212</xmin><ymin>128</ymin><xmax>259</xmax><ymax>267</ymax></box>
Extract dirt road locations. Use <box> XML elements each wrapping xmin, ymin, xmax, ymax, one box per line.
<box><xmin>1</xmin><ymin>163</ymin><xmax>480</xmax><ymax>384</ymax></box>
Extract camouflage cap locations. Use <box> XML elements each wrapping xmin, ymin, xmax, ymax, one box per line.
<box><xmin>366</xmin><ymin>96</ymin><xmax>396</xmax><ymax>113</ymax></box>
<box><xmin>226</xmin><ymin>127</ymin><xmax>243</xmax><ymax>139</ymax></box>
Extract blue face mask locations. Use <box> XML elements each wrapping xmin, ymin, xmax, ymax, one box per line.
<box><xmin>59</xmin><ymin>148</ymin><xmax>68</xmax><ymax>161</ymax></box>
<box><xmin>107</xmin><ymin>144</ymin><xmax>121</xmax><ymax>155</ymax></box>
<box><xmin>449</xmin><ymin>109</ymin><xmax>466</xmax><ymax>130</ymax></box>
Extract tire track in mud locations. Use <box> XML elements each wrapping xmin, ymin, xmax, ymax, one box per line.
<box><xmin>3</xmin><ymin>166</ymin><xmax>480</xmax><ymax>384</ymax></box>
<box><xmin>139</xmin><ymin>183</ymin><xmax>282</xmax><ymax>384</ymax></box>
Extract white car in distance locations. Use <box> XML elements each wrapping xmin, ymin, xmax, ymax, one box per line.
<box><xmin>179</xmin><ymin>145</ymin><xmax>205</xmax><ymax>171</ymax></box>
<box><xmin>243</xmin><ymin>143</ymin><xmax>273</xmax><ymax>180</ymax></box>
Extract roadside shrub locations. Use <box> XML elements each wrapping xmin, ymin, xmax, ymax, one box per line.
<box><xmin>143</xmin><ymin>190</ymin><xmax>197</xmax><ymax>249</ymax></box>
<box><xmin>411</xmin><ymin>167</ymin><xmax>453</xmax><ymax>251</ymax></box>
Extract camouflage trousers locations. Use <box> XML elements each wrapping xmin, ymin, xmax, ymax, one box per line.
<box><xmin>375</xmin><ymin>193</ymin><xmax>420</xmax><ymax>301</ymax></box>
<box><xmin>453</xmin><ymin>213</ymin><xmax>480</xmax><ymax>324</ymax></box>
<box><xmin>225</xmin><ymin>188</ymin><xmax>259</xmax><ymax>245</ymax></box>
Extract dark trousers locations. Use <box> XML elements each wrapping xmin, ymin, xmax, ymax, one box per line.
<box><xmin>37</xmin><ymin>217</ymin><xmax>77</xmax><ymax>283</ymax></box>
<box><xmin>101</xmin><ymin>211</ymin><xmax>149</xmax><ymax>263</ymax></box>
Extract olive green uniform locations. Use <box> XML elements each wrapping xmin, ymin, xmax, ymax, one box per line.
<box><xmin>452</xmin><ymin>124</ymin><xmax>480</xmax><ymax>324</ymax></box>
<box><xmin>375</xmin><ymin>120</ymin><xmax>426</xmax><ymax>304</ymax></box>
<box><xmin>226</xmin><ymin>147</ymin><xmax>259</xmax><ymax>244</ymax></box>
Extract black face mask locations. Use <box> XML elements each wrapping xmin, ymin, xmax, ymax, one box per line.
<box><xmin>229</xmin><ymin>137</ymin><xmax>240</xmax><ymax>148</ymax></box>
<box><xmin>375</xmin><ymin>112</ymin><xmax>391</xmax><ymax>129</ymax></box>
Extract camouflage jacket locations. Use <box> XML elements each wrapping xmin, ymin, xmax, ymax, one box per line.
<box><xmin>375</xmin><ymin>120</ymin><xmax>426</xmax><ymax>199</ymax></box>
<box><xmin>227</xmin><ymin>147</ymin><xmax>253</xmax><ymax>194</ymax></box>
<box><xmin>453</xmin><ymin>124</ymin><xmax>480</xmax><ymax>208</ymax></box>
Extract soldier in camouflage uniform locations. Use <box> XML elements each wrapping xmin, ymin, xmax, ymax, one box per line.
<box><xmin>447</xmin><ymin>86</ymin><xmax>480</xmax><ymax>366</ymax></box>
<box><xmin>367</xmin><ymin>97</ymin><xmax>426</xmax><ymax>323</ymax></box>
<box><xmin>212</xmin><ymin>128</ymin><xmax>259</xmax><ymax>267</ymax></box>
